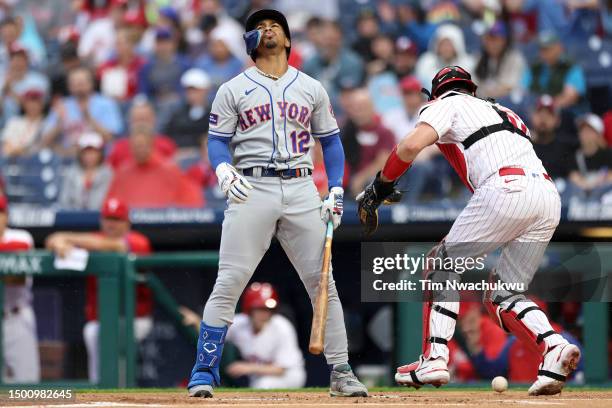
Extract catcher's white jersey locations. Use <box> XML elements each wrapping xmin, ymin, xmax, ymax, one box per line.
<box><xmin>417</xmin><ymin>90</ymin><xmax>546</xmax><ymax>191</ymax></box>
<box><xmin>208</xmin><ymin>66</ymin><xmax>338</xmax><ymax>170</ymax></box>
<box><xmin>417</xmin><ymin>91</ymin><xmax>563</xmax><ymax>365</ymax></box>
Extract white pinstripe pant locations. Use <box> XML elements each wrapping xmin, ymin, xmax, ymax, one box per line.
<box><xmin>427</xmin><ymin>171</ymin><xmax>566</xmax><ymax>362</ymax></box>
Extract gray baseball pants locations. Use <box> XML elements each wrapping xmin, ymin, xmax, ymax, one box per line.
<box><xmin>202</xmin><ymin>175</ymin><xmax>349</xmax><ymax>366</ymax></box>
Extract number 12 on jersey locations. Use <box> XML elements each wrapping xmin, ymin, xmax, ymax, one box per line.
<box><xmin>290</xmin><ymin>130</ymin><xmax>311</xmax><ymax>154</ymax></box>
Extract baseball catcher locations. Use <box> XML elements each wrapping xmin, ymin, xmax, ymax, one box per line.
<box><xmin>357</xmin><ymin>66</ymin><xmax>581</xmax><ymax>396</ymax></box>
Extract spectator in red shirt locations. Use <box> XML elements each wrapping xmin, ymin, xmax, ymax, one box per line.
<box><xmin>340</xmin><ymin>88</ymin><xmax>395</xmax><ymax>196</ymax></box>
<box><xmin>107</xmin><ymin>99</ymin><xmax>176</xmax><ymax>170</ymax></box>
<box><xmin>45</xmin><ymin>197</ymin><xmax>153</xmax><ymax>383</ymax></box>
<box><xmin>185</xmin><ymin>136</ymin><xmax>216</xmax><ymax>193</ymax></box>
<box><xmin>106</xmin><ymin>123</ymin><xmax>204</xmax><ymax>208</ymax></box>
<box><xmin>97</xmin><ymin>27</ymin><xmax>146</xmax><ymax>102</ymax></box>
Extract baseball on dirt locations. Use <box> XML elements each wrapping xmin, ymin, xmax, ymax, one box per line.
<box><xmin>492</xmin><ymin>376</ymin><xmax>508</xmax><ymax>393</ymax></box>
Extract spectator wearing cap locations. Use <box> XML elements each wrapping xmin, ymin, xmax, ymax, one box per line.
<box><xmin>392</xmin><ymin>36</ymin><xmax>418</xmax><ymax>78</ymax></box>
<box><xmin>0</xmin><ymin>44</ymin><xmax>49</xmax><ymax>125</ymax></box>
<box><xmin>1</xmin><ymin>77</ymin><xmax>48</xmax><ymax>157</ymax></box>
<box><xmin>567</xmin><ymin>113</ymin><xmax>612</xmax><ymax>200</ymax></box>
<box><xmin>473</xmin><ymin>21</ymin><xmax>527</xmax><ymax>100</ymax></box>
<box><xmin>302</xmin><ymin>20</ymin><xmax>364</xmax><ymax>115</ymax></box>
<box><xmin>0</xmin><ymin>195</ymin><xmax>40</xmax><ymax>384</ymax></box>
<box><xmin>97</xmin><ymin>27</ymin><xmax>146</xmax><ymax>103</ymax></box>
<box><xmin>46</xmin><ymin>197</ymin><xmax>154</xmax><ymax>383</ymax></box>
<box><xmin>106</xmin><ymin>123</ymin><xmax>203</xmax><ymax>208</ymax></box>
<box><xmin>138</xmin><ymin>27</ymin><xmax>190</xmax><ymax>130</ymax></box>
<box><xmin>107</xmin><ymin>99</ymin><xmax>177</xmax><ymax>170</ymax></box>
<box><xmin>521</xmin><ymin>31</ymin><xmax>586</xmax><ymax>111</ymax></box>
<box><xmin>59</xmin><ymin>132</ymin><xmax>113</xmax><ymax>210</ymax></box>
<box><xmin>163</xmin><ymin>68</ymin><xmax>211</xmax><ymax>151</ymax></box>
<box><xmin>41</xmin><ymin>66</ymin><xmax>123</xmax><ymax>156</ymax></box>
<box><xmin>78</xmin><ymin>0</ymin><xmax>129</xmax><ymax>66</ymax></box>
<box><xmin>530</xmin><ymin>95</ymin><xmax>577</xmax><ymax>182</ymax></box>
<box><xmin>340</xmin><ymin>88</ymin><xmax>395</xmax><ymax>197</ymax></box>
<box><xmin>193</xmin><ymin>26</ymin><xmax>243</xmax><ymax>103</ymax></box>
<box><xmin>415</xmin><ymin>24</ymin><xmax>476</xmax><ymax>91</ymax></box>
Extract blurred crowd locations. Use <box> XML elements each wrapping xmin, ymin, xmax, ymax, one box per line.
<box><xmin>0</xmin><ymin>0</ymin><xmax>610</xmax><ymax>210</ymax></box>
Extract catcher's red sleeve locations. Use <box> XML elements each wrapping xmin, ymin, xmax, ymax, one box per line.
<box><xmin>381</xmin><ymin>145</ymin><xmax>412</xmax><ymax>181</ymax></box>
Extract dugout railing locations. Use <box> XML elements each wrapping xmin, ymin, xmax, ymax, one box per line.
<box><xmin>0</xmin><ymin>247</ymin><xmax>608</xmax><ymax>388</ymax></box>
<box><xmin>0</xmin><ymin>251</ymin><xmax>219</xmax><ymax>389</ymax></box>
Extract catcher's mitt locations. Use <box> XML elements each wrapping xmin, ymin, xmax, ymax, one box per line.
<box><xmin>356</xmin><ymin>172</ymin><xmax>402</xmax><ymax>236</ymax></box>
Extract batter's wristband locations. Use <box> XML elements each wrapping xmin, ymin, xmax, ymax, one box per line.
<box><xmin>381</xmin><ymin>145</ymin><xmax>412</xmax><ymax>181</ymax></box>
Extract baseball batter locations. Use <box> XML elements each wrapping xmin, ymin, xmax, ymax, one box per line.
<box><xmin>357</xmin><ymin>66</ymin><xmax>581</xmax><ymax>396</ymax></box>
<box><xmin>187</xmin><ymin>9</ymin><xmax>368</xmax><ymax>398</ymax></box>
<box><xmin>0</xmin><ymin>196</ymin><xmax>40</xmax><ymax>383</ymax></box>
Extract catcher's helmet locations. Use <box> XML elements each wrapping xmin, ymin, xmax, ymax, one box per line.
<box><xmin>244</xmin><ymin>9</ymin><xmax>291</xmax><ymax>61</ymax></box>
<box><xmin>241</xmin><ymin>282</ymin><xmax>279</xmax><ymax>314</ymax></box>
<box><xmin>429</xmin><ymin>65</ymin><xmax>477</xmax><ymax>100</ymax></box>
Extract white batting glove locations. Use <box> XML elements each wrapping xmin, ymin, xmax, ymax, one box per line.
<box><xmin>321</xmin><ymin>186</ymin><xmax>344</xmax><ymax>229</ymax></box>
<box><xmin>215</xmin><ymin>163</ymin><xmax>253</xmax><ymax>204</ymax></box>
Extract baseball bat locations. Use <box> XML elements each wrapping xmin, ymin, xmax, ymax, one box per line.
<box><xmin>309</xmin><ymin>220</ymin><xmax>334</xmax><ymax>355</ymax></box>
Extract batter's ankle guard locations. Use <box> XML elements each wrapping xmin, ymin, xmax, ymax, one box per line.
<box><xmin>188</xmin><ymin>322</ymin><xmax>227</xmax><ymax>388</ymax></box>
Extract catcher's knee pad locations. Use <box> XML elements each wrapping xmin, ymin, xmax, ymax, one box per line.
<box><xmin>422</xmin><ymin>242</ymin><xmax>460</xmax><ymax>360</ymax></box>
<box><xmin>483</xmin><ymin>281</ymin><xmax>554</xmax><ymax>356</ymax></box>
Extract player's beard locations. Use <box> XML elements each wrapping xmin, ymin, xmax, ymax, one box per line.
<box><xmin>263</xmin><ymin>38</ymin><xmax>277</xmax><ymax>49</ymax></box>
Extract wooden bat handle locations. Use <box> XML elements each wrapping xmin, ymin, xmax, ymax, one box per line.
<box><xmin>309</xmin><ymin>221</ymin><xmax>334</xmax><ymax>355</ymax></box>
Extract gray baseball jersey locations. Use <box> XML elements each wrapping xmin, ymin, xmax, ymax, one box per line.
<box><xmin>208</xmin><ymin>66</ymin><xmax>339</xmax><ymax>170</ymax></box>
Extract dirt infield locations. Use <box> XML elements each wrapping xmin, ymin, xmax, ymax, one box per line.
<box><xmin>4</xmin><ymin>389</ymin><xmax>612</xmax><ymax>408</ymax></box>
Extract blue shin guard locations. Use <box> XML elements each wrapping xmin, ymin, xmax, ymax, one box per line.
<box><xmin>188</xmin><ymin>322</ymin><xmax>227</xmax><ymax>392</ymax></box>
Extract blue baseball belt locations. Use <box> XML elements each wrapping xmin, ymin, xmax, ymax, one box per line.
<box><xmin>242</xmin><ymin>167</ymin><xmax>312</xmax><ymax>179</ymax></box>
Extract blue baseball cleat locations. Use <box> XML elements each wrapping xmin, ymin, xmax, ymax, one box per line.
<box><xmin>187</xmin><ymin>322</ymin><xmax>227</xmax><ymax>398</ymax></box>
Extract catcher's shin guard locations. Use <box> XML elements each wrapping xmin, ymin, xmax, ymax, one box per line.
<box><xmin>188</xmin><ymin>322</ymin><xmax>227</xmax><ymax>397</ymax></box>
<box><xmin>484</xmin><ymin>288</ymin><xmax>565</xmax><ymax>356</ymax></box>
<box><xmin>421</xmin><ymin>243</ymin><xmax>460</xmax><ymax>362</ymax></box>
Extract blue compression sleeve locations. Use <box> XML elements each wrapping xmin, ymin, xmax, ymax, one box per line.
<box><xmin>208</xmin><ymin>135</ymin><xmax>232</xmax><ymax>169</ymax></box>
<box><xmin>319</xmin><ymin>134</ymin><xmax>345</xmax><ymax>189</ymax></box>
